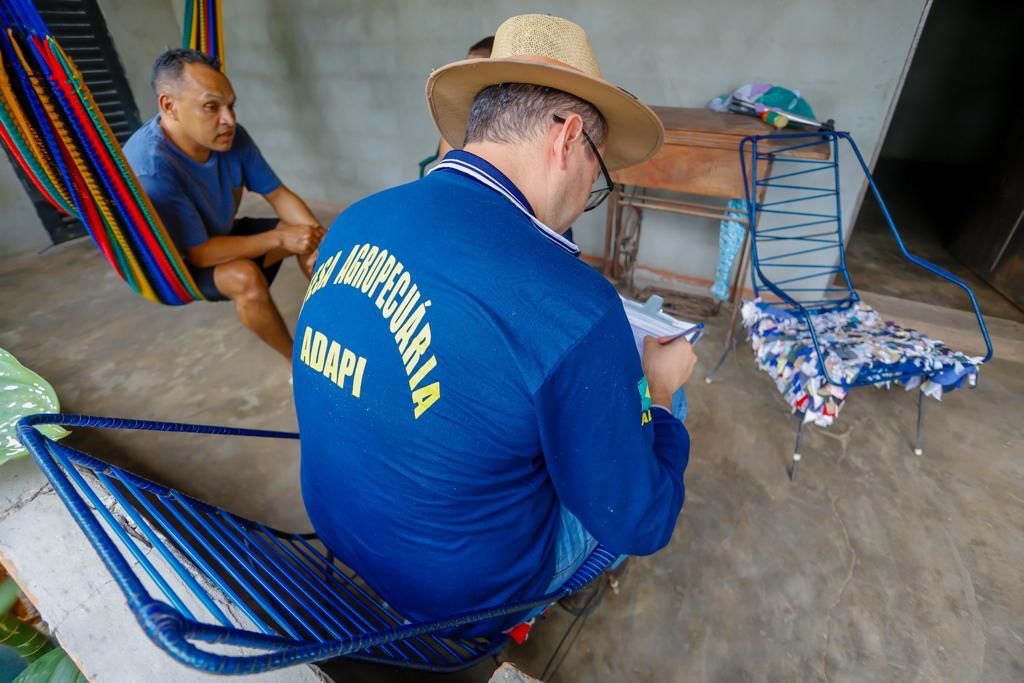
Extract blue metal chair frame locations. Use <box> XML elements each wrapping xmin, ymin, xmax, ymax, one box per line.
<box><xmin>718</xmin><ymin>131</ymin><xmax>992</xmax><ymax>478</ymax></box>
<box><xmin>740</xmin><ymin>131</ymin><xmax>992</xmax><ymax>383</ymax></box>
<box><xmin>16</xmin><ymin>414</ymin><xmax>616</xmax><ymax>675</ymax></box>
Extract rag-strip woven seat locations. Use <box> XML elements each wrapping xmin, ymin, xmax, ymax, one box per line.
<box><xmin>741</xmin><ymin>299</ymin><xmax>982</xmax><ymax>427</ymax></box>
<box><xmin>703</xmin><ymin>131</ymin><xmax>992</xmax><ymax>479</ymax></box>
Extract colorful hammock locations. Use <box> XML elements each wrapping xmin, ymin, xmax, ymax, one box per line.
<box><xmin>183</xmin><ymin>0</ymin><xmax>224</xmax><ymax>71</ymax></box>
<box><xmin>0</xmin><ymin>0</ymin><xmax>205</xmax><ymax>304</ymax></box>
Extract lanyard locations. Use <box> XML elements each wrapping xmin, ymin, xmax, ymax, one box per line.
<box><xmin>430</xmin><ymin>156</ymin><xmax>581</xmax><ymax>256</ymax></box>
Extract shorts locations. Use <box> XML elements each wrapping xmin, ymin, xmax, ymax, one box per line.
<box><xmin>188</xmin><ymin>217</ymin><xmax>283</xmax><ymax>302</ymax></box>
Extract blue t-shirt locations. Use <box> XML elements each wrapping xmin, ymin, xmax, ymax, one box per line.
<box><xmin>294</xmin><ymin>151</ymin><xmax>689</xmax><ymax>633</ymax></box>
<box><xmin>123</xmin><ymin>116</ymin><xmax>281</xmax><ymax>252</ymax></box>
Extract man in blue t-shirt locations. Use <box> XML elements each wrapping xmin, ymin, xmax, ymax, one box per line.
<box><xmin>124</xmin><ymin>49</ymin><xmax>325</xmax><ymax>364</ymax></box>
<box><xmin>295</xmin><ymin>14</ymin><xmax>697</xmax><ymax>634</ymax></box>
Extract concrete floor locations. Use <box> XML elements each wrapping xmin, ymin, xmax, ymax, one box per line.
<box><xmin>1</xmin><ymin>233</ymin><xmax>1022</xmax><ymax>682</ymax></box>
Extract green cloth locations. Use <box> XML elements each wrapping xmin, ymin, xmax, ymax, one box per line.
<box><xmin>1</xmin><ymin>349</ymin><xmax>68</xmax><ymax>466</ymax></box>
<box><xmin>13</xmin><ymin>648</ymin><xmax>86</xmax><ymax>683</ymax></box>
<box><xmin>756</xmin><ymin>85</ymin><xmax>816</xmax><ymax>119</ymax></box>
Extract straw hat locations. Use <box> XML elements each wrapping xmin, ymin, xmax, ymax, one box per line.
<box><xmin>426</xmin><ymin>14</ymin><xmax>664</xmax><ymax>171</ymax></box>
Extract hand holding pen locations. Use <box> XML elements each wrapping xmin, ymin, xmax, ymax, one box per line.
<box><xmin>658</xmin><ymin>323</ymin><xmax>704</xmax><ymax>346</ymax></box>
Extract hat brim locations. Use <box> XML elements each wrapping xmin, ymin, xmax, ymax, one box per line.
<box><xmin>426</xmin><ymin>58</ymin><xmax>664</xmax><ymax>171</ymax></box>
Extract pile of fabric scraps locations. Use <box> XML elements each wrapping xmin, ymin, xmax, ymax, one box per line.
<box><xmin>741</xmin><ymin>298</ymin><xmax>983</xmax><ymax>426</ymax></box>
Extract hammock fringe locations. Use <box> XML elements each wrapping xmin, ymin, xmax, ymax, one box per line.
<box><xmin>0</xmin><ymin>0</ymin><xmax>223</xmax><ymax>304</ymax></box>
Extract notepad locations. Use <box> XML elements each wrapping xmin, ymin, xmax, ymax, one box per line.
<box><xmin>621</xmin><ymin>294</ymin><xmax>702</xmax><ymax>357</ymax></box>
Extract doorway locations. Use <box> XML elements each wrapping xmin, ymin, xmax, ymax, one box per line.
<box><xmin>846</xmin><ymin>0</ymin><xmax>1024</xmax><ymax>322</ymax></box>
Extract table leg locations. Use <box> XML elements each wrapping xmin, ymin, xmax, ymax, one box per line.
<box><xmin>723</xmin><ymin>232</ymin><xmax>751</xmax><ymax>348</ymax></box>
<box><xmin>705</xmin><ymin>225</ymin><xmax>751</xmax><ymax>384</ymax></box>
<box><xmin>611</xmin><ymin>191</ymin><xmax>630</xmax><ymax>280</ymax></box>
<box><xmin>603</xmin><ymin>186</ymin><xmax>621</xmax><ymax>277</ymax></box>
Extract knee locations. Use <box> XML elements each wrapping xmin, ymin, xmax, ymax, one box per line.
<box><xmin>215</xmin><ymin>260</ymin><xmax>268</xmax><ymax>301</ymax></box>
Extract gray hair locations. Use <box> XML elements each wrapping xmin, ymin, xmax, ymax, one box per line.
<box><xmin>464</xmin><ymin>83</ymin><xmax>608</xmax><ymax>151</ymax></box>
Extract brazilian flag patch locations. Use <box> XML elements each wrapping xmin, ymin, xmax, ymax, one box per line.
<box><xmin>637</xmin><ymin>376</ymin><xmax>652</xmax><ymax>412</ymax></box>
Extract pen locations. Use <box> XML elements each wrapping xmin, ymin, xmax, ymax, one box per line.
<box><xmin>658</xmin><ymin>323</ymin><xmax>704</xmax><ymax>345</ymax></box>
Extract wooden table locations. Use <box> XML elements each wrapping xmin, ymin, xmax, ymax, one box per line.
<box><xmin>602</xmin><ymin>106</ymin><xmax>830</xmax><ymax>348</ymax></box>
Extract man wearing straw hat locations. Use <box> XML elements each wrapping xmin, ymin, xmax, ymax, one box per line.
<box><xmin>295</xmin><ymin>14</ymin><xmax>696</xmax><ymax>633</ymax></box>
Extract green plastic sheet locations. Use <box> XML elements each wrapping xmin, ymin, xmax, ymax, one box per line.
<box><xmin>1</xmin><ymin>349</ymin><xmax>68</xmax><ymax>466</ymax></box>
<box><xmin>13</xmin><ymin>648</ymin><xmax>86</xmax><ymax>683</ymax></box>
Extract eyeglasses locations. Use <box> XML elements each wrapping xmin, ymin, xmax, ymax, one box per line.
<box><xmin>552</xmin><ymin>114</ymin><xmax>613</xmax><ymax>212</ymax></box>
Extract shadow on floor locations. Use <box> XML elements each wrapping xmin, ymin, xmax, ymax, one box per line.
<box><xmin>315</xmin><ymin>658</ymin><xmax>496</xmax><ymax>683</ymax></box>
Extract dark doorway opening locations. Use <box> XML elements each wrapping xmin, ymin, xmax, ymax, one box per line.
<box><xmin>846</xmin><ymin>0</ymin><xmax>1024</xmax><ymax>322</ymax></box>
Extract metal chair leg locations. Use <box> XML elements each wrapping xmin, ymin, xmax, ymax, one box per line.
<box><xmin>914</xmin><ymin>390</ymin><xmax>925</xmax><ymax>456</ymax></box>
<box><xmin>790</xmin><ymin>415</ymin><xmax>805</xmax><ymax>481</ymax></box>
<box><xmin>706</xmin><ymin>302</ymin><xmax>746</xmax><ymax>384</ymax></box>
<box><xmin>705</xmin><ymin>330</ymin><xmax>739</xmax><ymax>384</ymax></box>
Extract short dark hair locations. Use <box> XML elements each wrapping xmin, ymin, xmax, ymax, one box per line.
<box><xmin>464</xmin><ymin>83</ymin><xmax>607</xmax><ymax>150</ymax></box>
<box><xmin>151</xmin><ymin>48</ymin><xmax>220</xmax><ymax>93</ymax></box>
<box><xmin>468</xmin><ymin>36</ymin><xmax>494</xmax><ymax>56</ymax></box>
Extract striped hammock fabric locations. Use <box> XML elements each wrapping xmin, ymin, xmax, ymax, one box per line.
<box><xmin>0</xmin><ymin>0</ymin><xmax>204</xmax><ymax>304</ymax></box>
<box><xmin>183</xmin><ymin>0</ymin><xmax>224</xmax><ymax>71</ymax></box>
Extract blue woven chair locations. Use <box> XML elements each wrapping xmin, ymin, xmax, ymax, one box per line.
<box><xmin>708</xmin><ymin>131</ymin><xmax>993</xmax><ymax>479</ymax></box>
<box><xmin>16</xmin><ymin>414</ymin><xmax>616</xmax><ymax>675</ymax></box>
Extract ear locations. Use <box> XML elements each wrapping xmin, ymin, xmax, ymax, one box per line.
<box><xmin>551</xmin><ymin>114</ymin><xmax>584</xmax><ymax>170</ymax></box>
<box><xmin>157</xmin><ymin>92</ymin><xmax>177</xmax><ymax>120</ymax></box>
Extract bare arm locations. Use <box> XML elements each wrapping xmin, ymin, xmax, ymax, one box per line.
<box><xmin>187</xmin><ymin>186</ymin><xmax>325</xmax><ymax>269</ymax></box>
<box><xmin>186</xmin><ymin>221</ymin><xmax>323</xmax><ymax>268</ymax></box>
<box><xmin>262</xmin><ymin>185</ymin><xmax>326</xmax><ymax>277</ymax></box>
<box><xmin>264</xmin><ymin>185</ymin><xmax>321</xmax><ymax>228</ymax></box>
<box><xmin>186</xmin><ymin>230</ymin><xmax>282</xmax><ymax>268</ymax></box>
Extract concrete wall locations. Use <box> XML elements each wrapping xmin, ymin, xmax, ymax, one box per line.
<box><xmin>218</xmin><ymin>0</ymin><xmax>929</xmax><ymax>286</ymax></box>
<box><xmin>0</xmin><ymin>161</ymin><xmax>47</xmax><ymax>259</ymax></box>
<box><xmin>1</xmin><ymin>0</ymin><xmax>928</xmax><ymax>279</ymax></box>
<box><xmin>98</xmin><ymin>0</ymin><xmax>181</xmax><ymax>122</ymax></box>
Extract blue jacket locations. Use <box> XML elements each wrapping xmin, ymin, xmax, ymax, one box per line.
<box><xmin>294</xmin><ymin>151</ymin><xmax>689</xmax><ymax>633</ymax></box>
